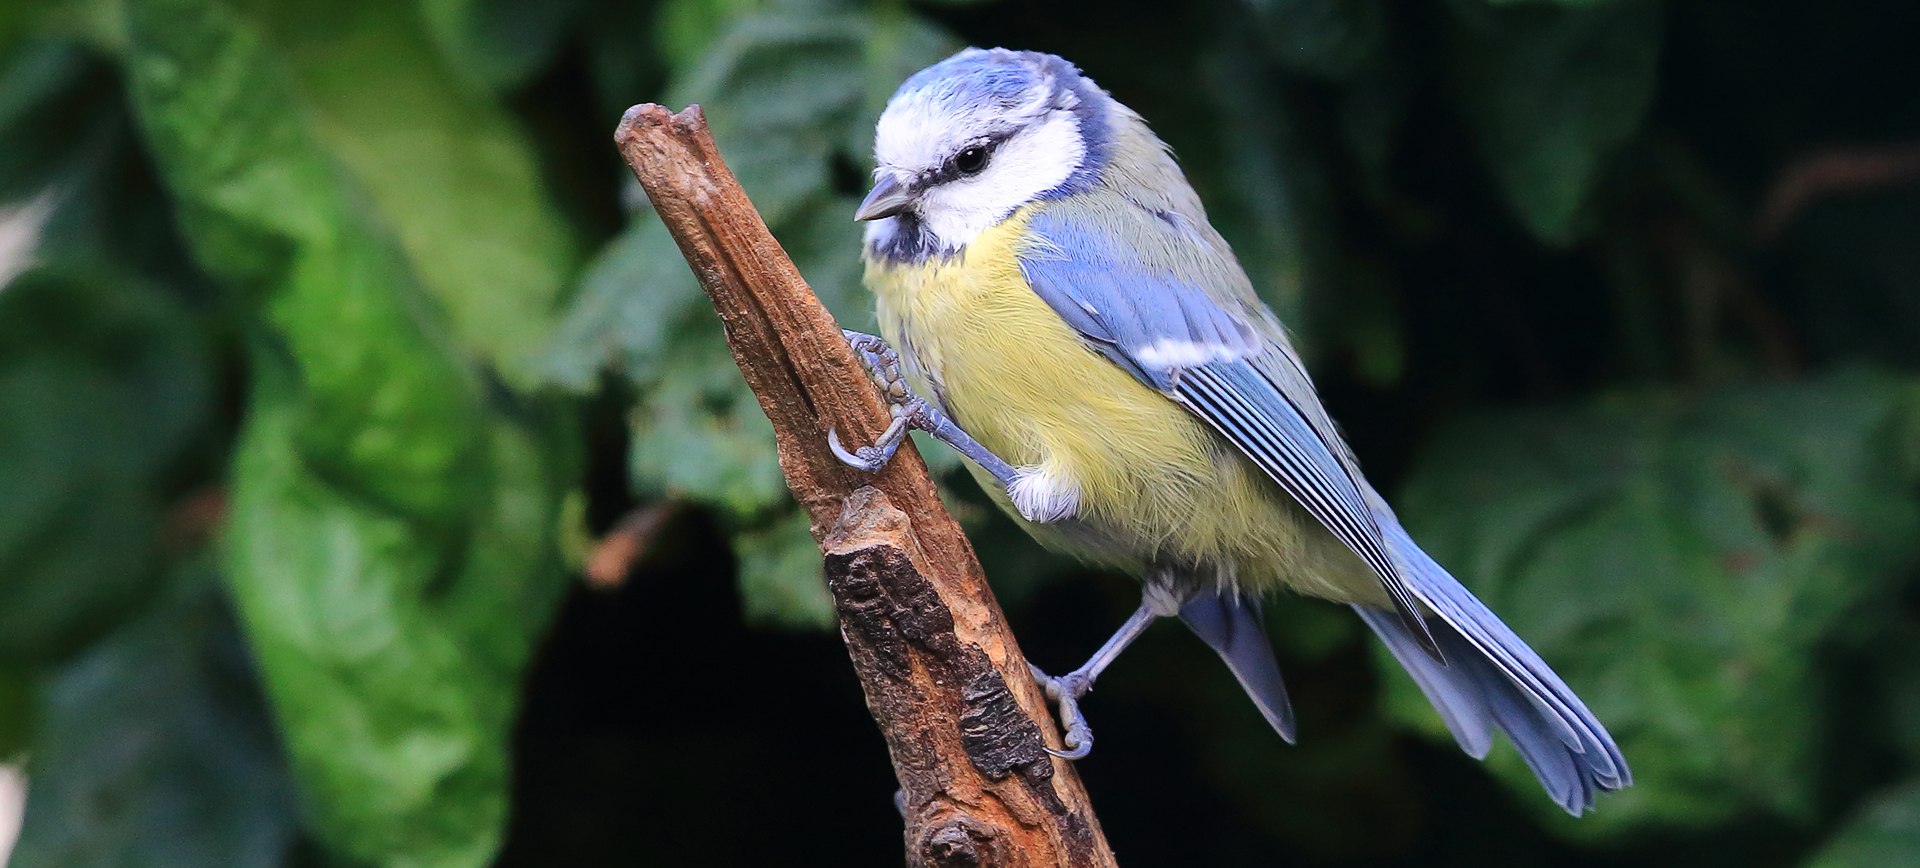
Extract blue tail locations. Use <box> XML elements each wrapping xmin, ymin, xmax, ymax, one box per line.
<box><xmin>1358</xmin><ymin>511</ymin><xmax>1630</xmax><ymax>815</ymax></box>
<box><xmin>1179</xmin><ymin>592</ymin><xmax>1297</xmax><ymax>744</ymax></box>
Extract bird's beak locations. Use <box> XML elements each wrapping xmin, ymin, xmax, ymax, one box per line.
<box><xmin>854</xmin><ymin>174</ymin><xmax>911</xmax><ymax>221</ymax></box>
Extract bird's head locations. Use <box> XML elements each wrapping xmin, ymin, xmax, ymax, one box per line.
<box><xmin>859</xmin><ymin>48</ymin><xmax>1110</xmax><ymax>261</ymax></box>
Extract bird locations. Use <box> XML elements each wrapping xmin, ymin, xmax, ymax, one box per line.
<box><xmin>828</xmin><ymin>47</ymin><xmax>1629</xmax><ymax>815</ymax></box>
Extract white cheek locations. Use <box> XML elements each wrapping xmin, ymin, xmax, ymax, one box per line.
<box><xmin>917</xmin><ymin>111</ymin><xmax>1086</xmax><ymax>250</ymax></box>
<box><xmin>863</xmin><ymin>218</ymin><xmax>897</xmax><ymax>252</ymax></box>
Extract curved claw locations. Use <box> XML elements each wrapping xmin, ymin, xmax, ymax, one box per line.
<box><xmin>1052</xmin><ymin>737</ymin><xmax>1098</xmax><ymax>760</ymax></box>
<box><xmin>827</xmin><ymin>427</ymin><xmax>885</xmax><ymax>473</ymax></box>
<box><xmin>1029</xmin><ymin>663</ymin><xmax>1096</xmax><ymax>760</ymax></box>
<box><xmin>1044</xmin><ymin>698</ymin><xmax>1094</xmax><ymax>759</ymax></box>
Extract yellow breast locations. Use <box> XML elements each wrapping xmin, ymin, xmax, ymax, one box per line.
<box><xmin>863</xmin><ymin>207</ymin><xmax>1384</xmax><ymax>604</ymax></box>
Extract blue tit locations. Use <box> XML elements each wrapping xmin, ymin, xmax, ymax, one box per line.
<box><xmin>831</xmin><ymin>47</ymin><xmax>1628</xmax><ymax>815</ymax></box>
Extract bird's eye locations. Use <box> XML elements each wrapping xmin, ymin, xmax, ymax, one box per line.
<box><xmin>953</xmin><ymin>145</ymin><xmax>989</xmax><ymax>176</ymax></box>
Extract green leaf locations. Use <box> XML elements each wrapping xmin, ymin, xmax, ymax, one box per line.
<box><xmin>416</xmin><ymin>0</ymin><xmax>587</xmax><ymax>92</ymax></box>
<box><xmin>9</xmin><ymin>566</ymin><xmax>302</xmax><ymax>868</ymax></box>
<box><xmin>541</xmin><ymin>216</ymin><xmax>705</xmax><ymax>392</ymax></box>
<box><xmin>226</xmin><ymin>358</ymin><xmax>569</xmax><ymax>868</ymax></box>
<box><xmin>627</xmin><ymin>319</ymin><xmax>789</xmax><ymax>513</ymax></box>
<box><xmin>259</xmin><ymin>0</ymin><xmax>579</xmax><ymax>387</ymax></box>
<box><xmin>734</xmin><ymin>507</ymin><xmax>837</xmax><ymax>631</ymax></box>
<box><xmin>118</xmin><ymin>0</ymin><xmax>575</xmax><ymax>864</ymax></box>
<box><xmin>0</xmin><ymin>267</ymin><xmax>211</xmax><ymax>662</ymax></box>
<box><xmin>1447</xmin><ymin>0</ymin><xmax>1661</xmax><ymax>245</ymax></box>
<box><xmin>1388</xmin><ymin>370</ymin><xmax>1920</xmax><ymax>834</ymax></box>
<box><xmin>1805</xmin><ymin>780</ymin><xmax>1920</xmax><ymax>868</ymax></box>
<box><xmin>0</xmin><ymin>41</ymin><xmax>95</xmax><ymax>198</ymax></box>
<box><xmin>677</xmin><ymin>21</ymin><xmax>853</xmax><ymax>217</ymax></box>
<box><xmin>0</xmin><ymin>6</ymin><xmax>23</xmax><ymax>54</ymax></box>
<box><xmin>653</xmin><ymin>0</ymin><xmax>765</xmax><ymax>72</ymax></box>
<box><xmin>551</xmin><ymin>3</ymin><xmax>949</xmax><ymax>380</ymax></box>
<box><xmin>547</xmin><ymin>6</ymin><xmax>941</xmax><ymax>387</ymax></box>
<box><xmin>667</xmin><ymin>5</ymin><xmax>951</xmax><ymax>317</ymax></box>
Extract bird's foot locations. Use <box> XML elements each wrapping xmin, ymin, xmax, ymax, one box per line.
<box><xmin>829</xmin><ymin>330</ymin><xmax>1021</xmax><ymax>487</ymax></box>
<box><xmin>844</xmin><ymin>329</ymin><xmax>910</xmax><ymax>406</ymax></box>
<box><xmin>827</xmin><ymin>400</ymin><xmax>922</xmax><ymax>473</ymax></box>
<box><xmin>1029</xmin><ymin>663</ymin><xmax>1097</xmax><ymax>759</ymax></box>
<box><xmin>1023</xmin><ymin>600</ymin><xmax>1168</xmax><ymax>759</ymax></box>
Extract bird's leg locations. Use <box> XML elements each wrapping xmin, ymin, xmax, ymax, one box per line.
<box><xmin>1028</xmin><ymin>595</ymin><xmax>1171</xmax><ymax>760</ymax></box>
<box><xmin>830</xmin><ymin>330</ymin><xmax>1019</xmax><ymax>487</ymax></box>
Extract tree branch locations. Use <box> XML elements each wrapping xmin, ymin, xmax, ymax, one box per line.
<box><xmin>614</xmin><ymin>103</ymin><xmax>1116</xmax><ymax>868</ymax></box>
<box><xmin>1754</xmin><ymin>140</ymin><xmax>1920</xmax><ymax>240</ymax></box>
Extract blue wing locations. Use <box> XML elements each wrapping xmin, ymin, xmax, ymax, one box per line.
<box><xmin>1018</xmin><ymin>204</ymin><xmax>1436</xmax><ymax>650</ymax></box>
<box><xmin>1017</xmin><ymin>200</ymin><xmax>1628</xmax><ymax>813</ymax></box>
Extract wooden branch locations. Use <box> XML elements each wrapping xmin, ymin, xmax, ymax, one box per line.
<box><xmin>1754</xmin><ymin>140</ymin><xmax>1920</xmax><ymax>240</ymax></box>
<box><xmin>585</xmin><ymin>502</ymin><xmax>678</xmax><ymax>590</ymax></box>
<box><xmin>614</xmin><ymin>103</ymin><xmax>1117</xmax><ymax>868</ymax></box>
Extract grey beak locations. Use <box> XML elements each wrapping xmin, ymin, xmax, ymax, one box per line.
<box><xmin>854</xmin><ymin>174</ymin><xmax>911</xmax><ymax>221</ymax></box>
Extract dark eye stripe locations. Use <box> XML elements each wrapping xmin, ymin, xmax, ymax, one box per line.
<box><xmin>921</xmin><ymin>133</ymin><xmax>1010</xmax><ymax>187</ymax></box>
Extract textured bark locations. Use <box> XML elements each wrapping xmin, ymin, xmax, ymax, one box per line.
<box><xmin>614</xmin><ymin>103</ymin><xmax>1116</xmax><ymax>868</ymax></box>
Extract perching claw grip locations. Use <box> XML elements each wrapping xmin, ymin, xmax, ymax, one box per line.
<box><xmin>830</xmin><ymin>330</ymin><xmax>1023</xmax><ymax>487</ymax></box>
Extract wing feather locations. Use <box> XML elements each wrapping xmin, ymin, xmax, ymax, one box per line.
<box><xmin>1011</xmin><ymin>167</ymin><xmax>1626</xmax><ymax>814</ymax></box>
<box><xmin>1175</xmin><ymin>364</ymin><xmax>1433</xmax><ymax>644</ymax></box>
<box><xmin>1020</xmin><ymin>203</ymin><xmax>1438</xmax><ymax>653</ymax></box>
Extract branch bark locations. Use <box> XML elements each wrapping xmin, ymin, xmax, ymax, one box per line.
<box><xmin>614</xmin><ymin>103</ymin><xmax>1117</xmax><ymax>868</ymax></box>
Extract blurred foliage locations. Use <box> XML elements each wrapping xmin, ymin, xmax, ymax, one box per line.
<box><xmin>1448</xmin><ymin>0</ymin><xmax>1663</xmax><ymax>246</ymax></box>
<box><xmin>1805</xmin><ymin>779</ymin><xmax>1920</xmax><ymax>868</ymax></box>
<box><xmin>0</xmin><ymin>265</ymin><xmax>209</xmax><ymax>664</ymax></box>
<box><xmin>10</xmin><ymin>561</ymin><xmax>301</xmax><ymax>868</ymax></box>
<box><xmin>2</xmin><ymin>0</ymin><xmax>1920</xmax><ymax>866</ymax></box>
<box><xmin>1392</xmin><ymin>370</ymin><xmax>1920</xmax><ymax>834</ymax></box>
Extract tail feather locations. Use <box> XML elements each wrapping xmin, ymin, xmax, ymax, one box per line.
<box><xmin>1360</xmin><ymin>507</ymin><xmax>1630</xmax><ymax>815</ymax></box>
<box><xmin>1179</xmin><ymin>592</ymin><xmax>1297</xmax><ymax>744</ymax></box>
<box><xmin>1355</xmin><ymin>605</ymin><xmax>1493</xmax><ymax>759</ymax></box>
